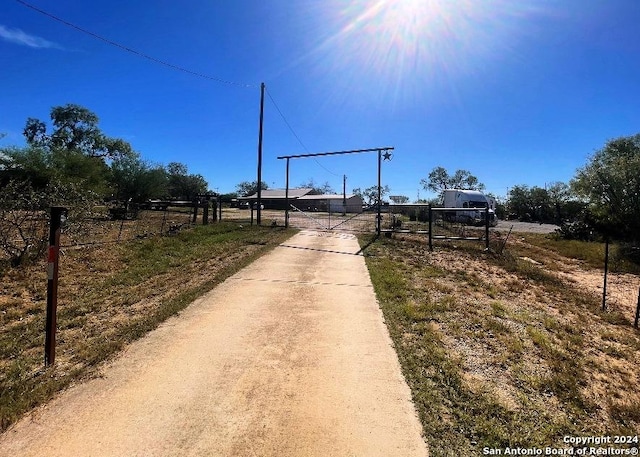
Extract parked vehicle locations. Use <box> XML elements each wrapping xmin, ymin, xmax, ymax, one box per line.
<box><xmin>443</xmin><ymin>189</ymin><xmax>497</xmax><ymax>226</ymax></box>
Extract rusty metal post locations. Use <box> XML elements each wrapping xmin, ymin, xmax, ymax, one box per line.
<box><xmin>45</xmin><ymin>206</ymin><xmax>66</xmax><ymax>367</ymax></box>
<box><xmin>634</xmin><ymin>287</ymin><xmax>640</xmax><ymax>328</ymax></box>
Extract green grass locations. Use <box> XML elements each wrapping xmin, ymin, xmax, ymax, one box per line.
<box><xmin>519</xmin><ymin>234</ymin><xmax>640</xmax><ymax>274</ymax></box>
<box><xmin>0</xmin><ymin>222</ymin><xmax>295</xmax><ymax>431</ymax></box>
<box><xmin>359</xmin><ymin>234</ymin><xmax>640</xmax><ymax>456</ymax></box>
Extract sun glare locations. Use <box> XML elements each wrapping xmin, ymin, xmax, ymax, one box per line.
<box><xmin>306</xmin><ymin>0</ymin><xmax>537</xmax><ymax>108</ymax></box>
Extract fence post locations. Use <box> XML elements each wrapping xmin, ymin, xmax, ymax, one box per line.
<box><xmin>250</xmin><ymin>206</ymin><xmax>254</xmax><ymax>226</ymax></box>
<box><xmin>634</xmin><ymin>287</ymin><xmax>640</xmax><ymax>328</ymax></box>
<box><xmin>161</xmin><ymin>208</ymin><xmax>167</xmax><ymax>235</ymax></box>
<box><xmin>602</xmin><ymin>238</ymin><xmax>609</xmax><ymax>311</ymax></box>
<box><xmin>192</xmin><ymin>201</ymin><xmax>198</xmax><ymax>224</ymax></box>
<box><xmin>211</xmin><ymin>198</ymin><xmax>218</xmax><ymax>223</ymax></box>
<box><xmin>218</xmin><ymin>197</ymin><xmax>222</xmax><ymax>221</ymax></box>
<box><xmin>45</xmin><ymin>206</ymin><xmax>66</xmax><ymax>367</ymax></box>
<box><xmin>485</xmin><ymin>203</ymin><xmax>490</xmax><ymax>250</ymax></box>
<box><xmin>428</xmin><ymin>204</ymin><xmax>433</xmax><ymax>251</ymax></box>
<box><xmin>202</xmin><ymin>199</ymin><xmax>209</xmax><ymax>225</ymax></box>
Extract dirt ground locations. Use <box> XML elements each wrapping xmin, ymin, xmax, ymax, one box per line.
<box><xmin>557</xmin><ymin>263</ymin><xmax>640</xmax><ymax>320</ymax></box>
<box><xmin>494</xmin><ymin>220</ymin><xmax>560</xmax><ymax>234</ymax></box>
<box><xmin>0</xmin><ymin>230</ymin><xmax>428</xmax><ymax>457</ymax></box>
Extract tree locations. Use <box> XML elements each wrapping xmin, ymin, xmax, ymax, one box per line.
<box><xmin>420</xmin><ymin>166</ymin><xmax>485</xmax><ymax>198</ymax></box>
<box><xmin>166</xmin><ymin>162</ymin><xmax>207</xmax><ymax>200</ymax></box>
<box><xmin>571</xmin><ymin>134</ymin><xmax>640</xmax><ymax>241</ymax></box>
<box><xmin>389</xmin><ymin>195</ymin><xmax>409</xmax><ymax>204</ymax></box>
<box><xmin>109</xmin><ymin>152</ymin><xmax>168</xmax><ymax>202</ymax></box>
<box><xmin>506</xmin><ymin>183</ymin><xmax>584</xmax><ymax>223</ymax></box>
<box><xmin>299</xmin><ymin>179</ymin><xmax>335</xmax><ymax>195</ymax></box>
<box><xmin>235</xmin><ymin>180</ymin><xmax>269</xmax><ymax>197</ymax></box>
<box><xmin>24</xmin><ymin>104</ymin><xmax>131</xmax><ymax>160</ymax></box>
<box><xmin>352</xmin><ymin>185</ymin><xmax>390</xmax><ymax>205</ymax></box>
<box><xmin>13</xmin><ymin>104</ymin><xmax>134</xmax><ymax>198</ymax></box>
<box><xmin>0</xmin><ymin>145</ymin><xmax>53</xmax><ymax>189</ymax></box>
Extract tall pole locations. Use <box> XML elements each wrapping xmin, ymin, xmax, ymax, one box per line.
<box><xmin>377</xmin><ymin>149</ymin><xmax>382</xmax><ymax>234</ymax></box>
<box><xmin>257</xmin><ymin>82</ymin><xmax>265</xmax><ymax>226</ymax></box>
<box><xmin>285</xmin><ymin>158</ymin><xmax>290</xmax><ymax>228</ymax></box>
<box><xmin>343</xmin><ymin>174</ymin><xmax>347</xmax><ymax>214</ymax></box>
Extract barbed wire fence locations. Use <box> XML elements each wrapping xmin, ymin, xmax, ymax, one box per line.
<box><xmin>0</xmin><ymin>203</ymin><xmax>219</xmax><ymax>268</ymax></box>
<box><xmin>602</xmin><ymin>241</ymin><xmax>640</xmax><ymax>327</ymax></box>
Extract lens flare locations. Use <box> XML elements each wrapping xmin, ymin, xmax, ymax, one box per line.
<box><xmin>300</xmin><ymin>0</ymin><xmax>545</xmax><ymax>109</ymax></box>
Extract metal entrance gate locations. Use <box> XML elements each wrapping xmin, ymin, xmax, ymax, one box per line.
<box><xmin>287</xmin><ymin>204</ymin><xmax>379</xmax><ymax>232</ymax></box>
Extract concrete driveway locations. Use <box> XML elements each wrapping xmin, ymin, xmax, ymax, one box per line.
<box><xmin>1</xmin><ymin>230</ymin><xmax>428</xmax><ymax>457</ymax></box>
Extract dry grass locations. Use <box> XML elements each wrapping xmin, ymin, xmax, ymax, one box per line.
<box><xmin>0</xmin><ymin>221</ymin><xmax>295</xmax><ymax>431</ymax></box>
<box><xmin>360</xmin><ymin>233</ymin><xmax>640</xmax><ymax>456</ymax></box>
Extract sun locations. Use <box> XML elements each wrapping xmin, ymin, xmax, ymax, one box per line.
<box><xmin>334</xmin><ymin>0</ymin><xmax>493</xmax><ymax>74</ymax></box>
<box><xmin>304</xmin><ymin>0</ymin><xmax>532</xmax><ymax>106</ymax></box>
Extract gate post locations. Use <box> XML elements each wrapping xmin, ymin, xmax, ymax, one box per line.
<box><xmin>485</xmin><ymin>203</ymin><xmax>490</xmax><ymax>250</ymax></box>
<box><xmin>428</xmin><ymin>205</ymin><xmax>433</xmax><ymax>251</ymax></box>
<box><xmin>376</xmin><ymin>149</ymin><xmax>382</xmax><ymax>235</ymax></box>
<box><xmin>285</xmin><ymin>158</ymin><xmax>290</xmax><ymax>228</ymax></box>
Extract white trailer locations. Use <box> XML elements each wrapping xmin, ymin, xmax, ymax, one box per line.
<box><xmin>442</xmin><ymin>189</ymin><xmax>497</xmax><ymax>226</ymax></box>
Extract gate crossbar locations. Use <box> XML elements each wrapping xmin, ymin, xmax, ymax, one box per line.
<box><xmin>277</xmin><ymin>146</ymin><xmax>394</xmax><ymax>233</ymax></box>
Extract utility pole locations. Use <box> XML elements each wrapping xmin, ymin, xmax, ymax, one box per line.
<box><xmin>343</xmin><ymin>175</ymin><xmax>347</xmax><ymax>214</ymax></box>
<box><xmin>256</xmin><ymin>82</ymin><xmax>265</xmax><ymax>225</ymax></box>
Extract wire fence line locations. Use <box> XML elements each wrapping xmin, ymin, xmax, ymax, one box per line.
<box><xmin>601</xmin><ymin>253</ymin><xmax>640</xmax><ymax>326</ymax></box>
<box><xmin>0</xmin><ymin>206</ymin><xmax>210</xmax><ymax>265</ymax></box>
<box><xmin>61</xmin><ymin>208</ymin><xmax>199</xmax><ymax>248</ymax></box>
<box><xmin>3</xmin><ymin>203</ymin><xmax>638</xmax><ymax>329</ymax></box>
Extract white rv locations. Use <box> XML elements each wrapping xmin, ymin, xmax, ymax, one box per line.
<box><xmin>442</xmin><ymin>189</ymin><xmax>497</xmax><ymax>226</ymax></box>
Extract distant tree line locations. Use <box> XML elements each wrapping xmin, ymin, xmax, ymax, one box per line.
<box><xmin>0</xmin><ymin>104</ymin><xmax>209</xmax><ymax>209</ymax></box>
<box><xmin>6</xmin><ymin>106</ymin><xmax>633</xmax><ymax>246</ymax></box>
<box><xmin>418</xmin><ymin>135</ymin><xmax>640</xmax><ymax>245</ymax></box>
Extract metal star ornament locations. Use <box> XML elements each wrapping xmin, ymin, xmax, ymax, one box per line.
<box><xmin>382</xmin><ymin>151</ymin><xmax>393</xmax><ymax>161</ymax></box>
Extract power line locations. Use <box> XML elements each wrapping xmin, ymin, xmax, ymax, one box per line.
<box><xmin>265</xmin><ymin>87</ymin><xmax>341</xmax><ymax>178</ymax></box>
<box><xmin>15</xmin><ymin>0</ymin><xmax>256</xmax><ymax>88</ymax></box>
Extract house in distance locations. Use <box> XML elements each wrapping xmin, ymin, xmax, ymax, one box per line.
<box><xmin>238</xmin><ymin>188</ymin><xmax>363</xmax><ymax>213</ymax></box>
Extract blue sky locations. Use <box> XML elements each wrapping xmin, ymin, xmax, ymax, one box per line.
<box><xmin>2</xmin><ymin>0</ymin><xmax>640</xmax><ymax>200</ymax></box>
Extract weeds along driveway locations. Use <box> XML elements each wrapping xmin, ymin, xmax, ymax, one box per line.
<box><xmin>0</xmin><ymin>230</ymin><xmax>428</xmax><ymax>457</ymax></box>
